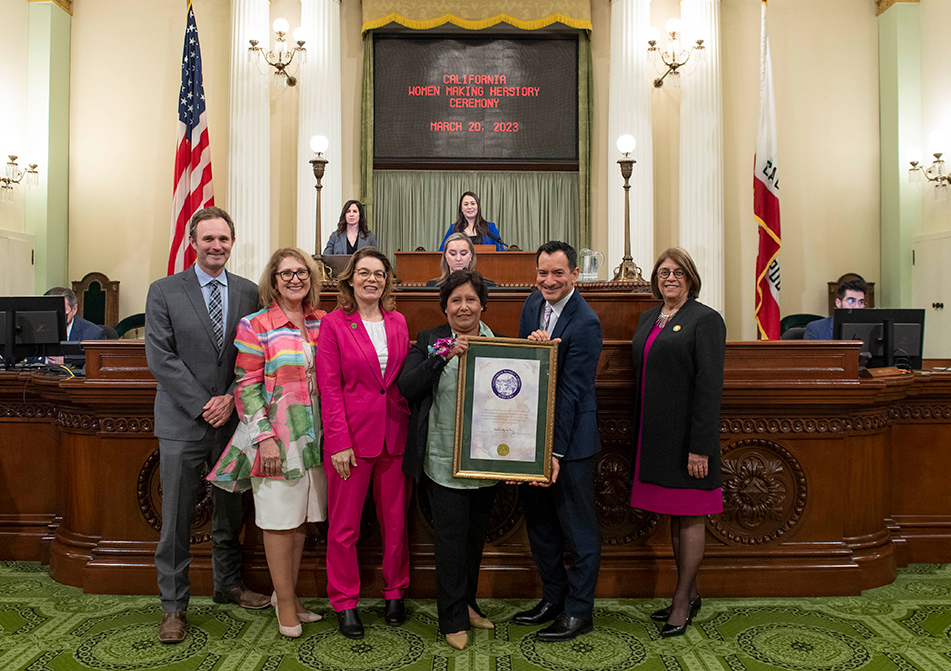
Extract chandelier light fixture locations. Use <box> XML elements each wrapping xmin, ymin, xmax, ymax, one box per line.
<box><xmin>1</xmin><ymin>155</ymin><xmax>39</xmax><ymax>204</ymax></box>
<box><xmin>249</xmin><ymin>19</ymin><xmax>306</xmax><ymax>87</ymax></box>
<box><xmin>647</xmin><ymin>19</ymin><xmax>704</xmax><ymax>89</ymax></box>
<box><xmin>908</xmin><ymin>132</ymin><xmax>950</xmax><ymax>201</ymax></box>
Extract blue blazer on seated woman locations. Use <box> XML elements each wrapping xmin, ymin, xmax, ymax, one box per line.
<box><xmin>438</xmin><ymin>191</ymin><xmax>505</xmax><ymax>251</ymax></box>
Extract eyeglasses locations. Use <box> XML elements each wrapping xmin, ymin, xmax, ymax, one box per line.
<box><xmin>355</xmin><ymin>269</ymin><xmax>387</xmax><ymax>281</ymax></box>
<box><xmin>275</xmin><ymin>269</ymin><xmax>310</xmax><ymax>282</ymax></box>
<box><xmin>657</xmin><ymin>268</ymin><xmax>685</xmax><ymax>279</ymax></box>
<box><xmin>842</xmin><ymin>297</ymin><xmax>867</xmax><ymax>308</ymax></box>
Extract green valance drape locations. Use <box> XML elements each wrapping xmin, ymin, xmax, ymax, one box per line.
<box><xmin>373</xmin><ymin>170</ymin><xmax>579</xmax><ymax>259</ymax></box>
<box><xmin>361</xmin><ymin>0</ymin><xmax>592</xmax><ymax>33</ymax></box>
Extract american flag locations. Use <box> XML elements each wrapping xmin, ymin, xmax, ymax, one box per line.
<box><xmin>167</xmin><ymin>1</ymin><xmax>214</xmax><ymax>275</ymax></box>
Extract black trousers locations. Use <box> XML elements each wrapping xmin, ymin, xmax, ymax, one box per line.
<box><xmin>520</xmin><ymin>455</ymin><xmax>601</xmax><ymax>619</ymax></box>
<box><xmin>427</xmin><ymin>477</ymin><xmax>497</xmax><ymax>634</ymax></box>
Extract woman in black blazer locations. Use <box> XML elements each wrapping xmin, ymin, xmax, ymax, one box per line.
<box><xmin>630</xmin><ymin>247</ymin><xmax>726</xmax><ymax>638</ymax></box>
<box><xmin>398</xmin><ymin>270</ymin><xmax>499</xmax><ymax>651</ymax></box>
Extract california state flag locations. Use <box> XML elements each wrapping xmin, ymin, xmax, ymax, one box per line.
<box><xmin>754</xmin><ymin>0</ymin><xmax>781</xmax><ymax>340</ymax></box>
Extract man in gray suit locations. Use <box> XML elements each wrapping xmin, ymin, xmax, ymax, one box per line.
<box><xmin>145</xmin><ymin>207</ymin><xmax>267</xmax><ymax>643</ymax></box>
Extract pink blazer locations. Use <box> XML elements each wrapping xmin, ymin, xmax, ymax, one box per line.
<box><xmin>316</xmin><ymin>307</ymin><xmax>411</xmax><ymax>459</ymax></box>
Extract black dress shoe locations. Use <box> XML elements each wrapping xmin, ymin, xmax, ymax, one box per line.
<box><xmin>660</xmin><ymin>620</ymin><xmax>690</xmax><ymax>637</ymax></box>
<box><xmin>337</xmin><ymin>609</ymin><xmax>364</xmax><ymax>639</ymax></box>
<box><xmin>512</xmin><ymin>600</ymin><xmax>564</xmax><ymax>626</ymax></box>
<box><xmin>650</xmin><ymin>595</ymin><xmax>701</xmax><ymax>622</ymax></box>
<box><xmin>536</xmin><ymin>613</ymin><xmax>594</xmax><ymax>642</ymax></box>
<box><xmin>660</xmin><ymin>606</ymin><xmax>695</xmax><ymax>638</ymax></box>
<box><xmin>384</xmin><ymin>598</ymin><xmax>406</xmax><ymax>626</ymax></box>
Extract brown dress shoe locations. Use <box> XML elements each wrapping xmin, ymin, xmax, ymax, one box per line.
<box><xmin>213</xmin><ymin>585</ymin><xmax>271</xmax><ymax>609</ymax></box>
<box><xmin>158</xmin><ymin>611</ymin><xmax>187</xmax><ymax>643</ymax></box>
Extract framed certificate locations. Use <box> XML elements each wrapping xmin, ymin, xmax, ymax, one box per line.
<box><xmin>452</xmin><ymin>336</ymin><xmax>558</xmax><ymax>483</ymax></box>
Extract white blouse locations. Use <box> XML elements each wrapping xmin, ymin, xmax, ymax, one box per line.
<box><xmin>363</xmin><ymin>319</ymin><xmax>388</xmax><ymax>377</ymax></box>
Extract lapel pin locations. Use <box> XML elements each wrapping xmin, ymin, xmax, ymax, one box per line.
<box><xmin>351</xmin><ymin>323</ymin><xmax>358</xmax><ymax>329</ymax></box>
<box><xmin>673</xmin><ymin>325</ymin><xmax>681</xmax><ymax>332</ymax></box>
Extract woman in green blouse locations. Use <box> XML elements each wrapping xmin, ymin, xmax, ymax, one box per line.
<box><xmin>398</xmin><ymin>269</ymin><xmax>499</xmax><ymax>650</ymax></box>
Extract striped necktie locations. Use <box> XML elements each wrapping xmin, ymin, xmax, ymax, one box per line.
<box><xmin>209</xmin><ymin>279</ymin><xmax>224</xmax><ymax>348</ymax></box>
<box><xmin>543</xmin><ymin>303</ymin><xmax>553</xmax><ymax>331</ymax></box>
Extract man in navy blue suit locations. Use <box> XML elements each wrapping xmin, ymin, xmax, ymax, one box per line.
<box><xmin>44</xmin><ymin>287</ymin><xmax>106</xmax><ymax>366</ymax></box>
<box><xmin>513</xmin><ymin>241</ymin><xmax>602</xmax><ymax>642</ymax></box>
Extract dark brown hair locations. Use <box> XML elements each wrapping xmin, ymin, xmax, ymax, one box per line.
<box><xmin>335</xmin><ymin>199</ymin><xmax>370</xmax><ymax>238</ymax></box>
<box><xmin>188</xmin><ymin>206</ymin><xmax>235</xmax><ymax>240</ymax></box>
<box><xmin>451</xmin><ymin>191</ymin><xmax>489</xmax><ymax>239</ymax></box>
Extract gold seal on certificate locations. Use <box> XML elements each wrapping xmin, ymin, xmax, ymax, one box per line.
<box><xmin>497</xmin><ymin>444</ymin><xmax>510</xmax><ymax>456</ymax></box>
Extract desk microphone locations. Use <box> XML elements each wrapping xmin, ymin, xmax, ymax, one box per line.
<box><xmin>485</xmin><ymin>230</ymin><xmax>509</xmax><ymax>250</ymax></box>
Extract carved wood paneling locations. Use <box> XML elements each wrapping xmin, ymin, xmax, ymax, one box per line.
<box><xmin>719</xmin><ymin>410</ymin><xmax>890</xmax><ymax>435</ymax></box>
<box><xmin>0</xmin><ymin>403</ymin><xmax>56</xmax><ymax>419</ymax></box>
<box><xmin>9</xmin><ymin>331</ymin><xmax>951</xmax><ymax>597</ymax></box>
<box><xmin>136</xmin><ymin>449</ymin><xmax>213</xmax><ymax>545</ymax></box>
<box><xmin>710</xmin><ymin>439</ymin><xmax>807</xmax><ymax>545</ymax></box>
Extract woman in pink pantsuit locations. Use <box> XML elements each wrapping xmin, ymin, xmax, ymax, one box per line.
<box><xmin>316</xmin><ymin>247</ymin><xmax>411</xmax><ymax>640</ymax></box>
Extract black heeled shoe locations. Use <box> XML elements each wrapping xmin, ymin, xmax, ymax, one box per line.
<box><xmin>660</xmin><ymin>617</ymin><xmax>691</xmax><ymax>638</ymax></box>
<box><xmin>650</xmin><ymin>595</ymin><xmax>701</xmax><ymax>622</ymax></box>
<box><xmin>659</xmin><ymin>599</ymin><xmax>699</xmax><ymax>638</ymax></box>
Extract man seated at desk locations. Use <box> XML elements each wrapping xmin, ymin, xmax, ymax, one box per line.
<box><xmin>803</xmin><ymin>277</ymin><xmax>867</xmax><ymax>340</ymax></box>
<box><xmin>45</xmin><ymin>287</ymin><xmax>107</xmax><ymax>366</ymax></box>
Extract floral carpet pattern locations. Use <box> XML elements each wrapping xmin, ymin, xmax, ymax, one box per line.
<box><xmin>2</xmin><ymin>561</ymin><xmax>951</xmax><ymax>670</ymax></box>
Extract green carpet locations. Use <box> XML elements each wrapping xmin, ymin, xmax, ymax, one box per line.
<box><xmin>2</xmin><ymin>561</ymin><xmax>951</xmax><ymax>670</ymax></box>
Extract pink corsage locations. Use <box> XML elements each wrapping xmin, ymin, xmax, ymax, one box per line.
<box><xmin>428</xmin><ymin>337</ymin><xmax>456</xmax><ymax>359</ymax></box>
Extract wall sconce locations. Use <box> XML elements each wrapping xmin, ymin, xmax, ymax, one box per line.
<box><xmin>612</xmin><ymin>135</ymin><xmax>644</xmax><ymax>282</ymax></box>
<box><xmin>647</xmin><ymin>18</ymin><xmax>704</xmax><ymax>88</ymax></box>
<box><xmin>1</xmin><ymin>155</ymin><xmax>39</xmax><ymax>204</ymax></box>
<box><xmin>908</xmin><ymin>133</ymin><xmax>950</xmax><ymax>200</ymax></box>
<box><xmin>249</xmin><ymin>19</ymin><xmax>306</xmax><ymax>87</ymax></box>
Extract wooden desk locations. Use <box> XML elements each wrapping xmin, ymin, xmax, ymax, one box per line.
<box><xmin>394</xmin><ymin>251</ymin><xmax>537</xmax><ymax>285</ymax></box>
<box><xmin>4</xmin><ymin>292</ymin><xmax>949</xmax><ymax>598</ymax></box>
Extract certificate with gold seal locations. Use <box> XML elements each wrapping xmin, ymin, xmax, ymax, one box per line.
<box><xmin>452</xmin><ymin>337</ymin><xmax>558</xmax><ymax>483</ymax></box>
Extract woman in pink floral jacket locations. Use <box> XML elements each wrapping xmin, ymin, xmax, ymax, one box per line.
<box><xmin>209</xmin><ymin>247</ymin><xmax>327</xmax><ymax>638</ymax></box>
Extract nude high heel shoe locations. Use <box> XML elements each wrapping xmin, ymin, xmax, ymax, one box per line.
<box><xmin>445</xmin><ymin>631</ymin><xmax>468</xmax><ymax>650</ymax></box>
<box><xmin>273</xmin><ymin>598</ymin><xmax>302</xmax><ymax>638</ymax></box>
<box><xmin>272</xmin><ymin>591</ymin><xmax>321</xmax><ymax>624</ymax></box>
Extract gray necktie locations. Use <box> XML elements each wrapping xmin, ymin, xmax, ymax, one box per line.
<box><xmin>209</xmin><ymin>280</ymin><xmax>224</xmax><ymax>348</ymax></box>
<box><xmin>543</xmin><ymin>303</ymin><xmax>553</xmax><ymax>331</ymax></box>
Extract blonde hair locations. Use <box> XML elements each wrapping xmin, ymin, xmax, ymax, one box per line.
<box><xmin>649</xmin><ymin>247</ymin><xmax>702</xmax><ymax>300</ymax></box>
<box><xmin>258</xmin><ymin>248</ymin><xmax>321</xmax><ymax>309</ymax></box>
<box><xmin>336</xmin><ymin>247</ymin><xmax>396</xmax><ymax>314</ymax></box>
<box><xmin>437</xmin><ymin>233</ymin><xmax>477</xmax><ymax>286</ymax></box>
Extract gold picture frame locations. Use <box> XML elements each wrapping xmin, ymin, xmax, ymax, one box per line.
<box><xmin>452</xmin><ymin>336</ymin><xmax>558</xmax><ymax>483</ymax></box>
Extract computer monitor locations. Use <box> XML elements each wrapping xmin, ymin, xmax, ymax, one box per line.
<box><xmin>832</xmin><ymin>308</ymin><xmax>925</xmax><ymax>370</ymax></box>
<box><xmin>0</xmin><ymin>296</ymin><xmax>68</xmax><ymax>369</ymax></box>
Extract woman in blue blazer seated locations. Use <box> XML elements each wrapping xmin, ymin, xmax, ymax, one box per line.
<box><xmin>438</xmin><ymin>192</ymin><xmax>504</xmax><ymax>251</ymax></box>
<box><xmin>323</xmin><ymin>200</ymin><xmax>378</xmax><ymax>255</ymax></box>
